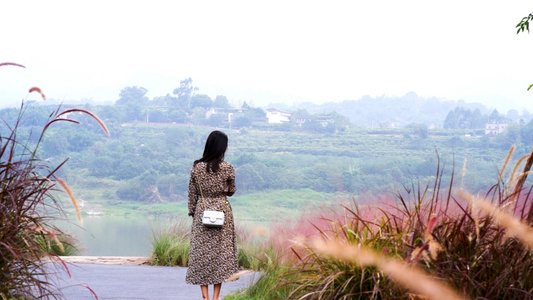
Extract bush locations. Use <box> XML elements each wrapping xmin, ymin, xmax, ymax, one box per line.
<box><xmin>0</xmin><ymin>100</ymin><xmax>108</xmax><ymax>298</ymax></box>
<box><xmin>235</xmin><ymin>147</ymin><xmax>533</xmax><ymax>299</ymax></box>
<box><xmin>149</xmin><ymin>220</ymin><xmax>276</xmax><ymax>272</ymax></box>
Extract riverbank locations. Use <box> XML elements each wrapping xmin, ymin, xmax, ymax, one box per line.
<box><xmin>54</xmin><ymin>256</ymin><xmax>150</xmax><ymax>265</ymax></box>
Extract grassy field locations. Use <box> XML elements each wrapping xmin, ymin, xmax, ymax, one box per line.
<box><xmin>58</xmin><ymin>185</ymin><xmax>349</xmax><ymax>223</ymax></box>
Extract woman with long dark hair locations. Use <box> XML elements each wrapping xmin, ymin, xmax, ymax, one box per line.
<box><xmin>186</xmin><ymin>130</ymin><xmax>238</xmax><ymax>300</ymax></box>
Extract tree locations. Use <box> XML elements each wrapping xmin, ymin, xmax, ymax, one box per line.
<box><xmin>214</xmin><ymin>95</ymin><xmax>230</xmax><ymax>108</ymax></box>
<box><xmin>232</xmin><ymin>115</ymin><xmax>253</xmax><ymax>128</ymax></box>
<box><xmin>152</xmin><ymin>93</ymin><xmax>177</xmax><ymax>107</ymax></box>
<box><xmin>172</xmin><ymin>78</ymin><xmax>198</xmax><ymax>109</ymax></box>
<box><xmin>471</xmin><ymin>108</ymin><xmax>486</xmax><ymax>129</ymax></box>
<box><xmin>191</xmin><ymin>107</ymin><xmax>207</xmax><ymax>125</ymax></box>
<box><xmin>207</xmin><ymin>113</ymin><xmax>227</xmax><ymax>127</ymax></box>
<box><xmin>168</xmin><ymin>109</ymin><xmax>187</xmax><ymax>123</ymax></box>
<box><xmin>406</xmin><ymin>122</ymin><xmax>428</xmax><ymax>139</ymax></box>
<box><xmin>115</xmin><ymin>86</ymin><xmax>149</xmax><ymax>106</ymax></box>
<box><xmin>115</xmin><ymin>86</ymin><xmax>149</xmax><ymax>122</ymax></box>
<box><xmin>516</xmin><ymin>12</ymin><xmax>533</xmax><ymax>91</ymax></box>
<box><xmin>488</xmin><ymin>109</ymin><xmax>500</xmax><ymax>123</ymax></box>
<box><xmin>190</xmin><ymin>94</ymin><xmax>213</xmax><ymax>109</ymax></box>
<box><xmin>522</xmin><ymin>119</ymin><xmax>533</xmax><ymax>145</ymax></box>
<box><xmin>506</xmin><ymin>109</ymin><xmax>520</xmax><ymax>122</ymax></box>
<box><xmin>443</xmin><ymin>108</ymin><xmax>459</xmax><ymax>129</ymax></box>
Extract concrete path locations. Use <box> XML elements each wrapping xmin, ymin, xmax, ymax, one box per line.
<box><xmin>48</xmin><ymin>260</ymin><xmax>259</xmax><ymax>300</ymax></box>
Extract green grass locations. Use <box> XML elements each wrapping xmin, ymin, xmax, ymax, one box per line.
<box><xmin>149</xmin><ymin>220</ymin><xmax>281</xmax><ymax>272</ymax></box>
<box><xmin>232</xmin><ymin>189</ymin><xmax>347</xmax><ymax>222</ymax></box>
<box><xmin>150</xmin><ymin>220</ymin><xmax>191</xmax><ymax>266</ymax></box>
<box><xmin>36</xmin><ymin>233</ymin><xmax>81</xmax><ymax>256</ymax></box>
<box><xmin>60</xmin><ymin>186</ymin><xmax>346</xmax><ymax>222</ymax></box>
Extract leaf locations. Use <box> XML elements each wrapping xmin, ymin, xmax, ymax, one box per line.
<box><xmin>528</xmin><ymin>83</ymin><xmax>533</xmax><ymax>91</ymax></box>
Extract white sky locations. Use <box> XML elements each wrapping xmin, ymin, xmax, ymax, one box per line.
<box><xmin>1</xmin><ymin>1</ymin><xmax>533</xmax><ymax>112</ymax></box>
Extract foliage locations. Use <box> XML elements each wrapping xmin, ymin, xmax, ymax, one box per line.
<box><xmin>150</xmin><ymin>220</ymin><xmax>191</xmax><ymax>266</ymax></box>
<box><xmin>36</xmin><ymin>233</ymin><xmax>80</xmax><ymax>257</ymax></box>
<box><xmin>171</xmin><ymin>77</ymin><xmax>198</xmax><ymax>109</ymax></box>
<box><xmin>0</xmin><ymin>103</ymin><xmax>107</xmax><ymax>298</ymax></box>
<box><xmin>6</xmin><ymin>99</ymin><xmax>533</xmax><ymax>221</ymax></box>
<box><xmin>234</xmin><ymin>148</ymin><xmax>533</xmax><ymax>299</ymax></box>
<box><xmin>516</xmin><ymin>12</ymin><xmax>533</xmax><ymax>91</ymax></box>
<box><xmin>149</xmin><ymin>220</ymin><xmax>276</xmax><ymax>272</ymax></box>
<box><xmin>517</xmin><ymin>12</ymin><xmax>533</xmax><ymax>34</ymax></box>
<box><xmin>443</xmin><ymin>107</ymin><xmax>487</xmax><ymax>129</ymax></box>
<box><xmin>13</xmin><ymin>113</ymin><xmax>518</xmax><ymax>207</ymax></box>
<box><xmin>0</xmin><ymin>62</ymin><xmax>108</xmax><ymax>298</ymax></box>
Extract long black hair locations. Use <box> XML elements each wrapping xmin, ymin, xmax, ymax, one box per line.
<box><xmin>194</xmin><ymin>130</ymin><xmax>228</xmax><ymax>173</ymax></box>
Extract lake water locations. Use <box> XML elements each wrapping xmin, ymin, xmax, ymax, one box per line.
<box><xmin>56</xmin><ymin>215</ymin><xmax>271</xmax><ymax>256</ymax></box>
<box><xmin>57</xmin><ymin>215</ymin><xmax>181</xmax><ymax>256</ymax></box>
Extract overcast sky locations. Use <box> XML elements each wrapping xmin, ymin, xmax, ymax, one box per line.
<box><xmin>1</xmin><ymin>1</ymin><xmax>532</xmax><ymax>112</ymax></box>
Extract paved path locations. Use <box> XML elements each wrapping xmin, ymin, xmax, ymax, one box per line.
<box><xmin>48</xmin><ymin>260</ymin><xmax>259</xmax><ymax>300</ymax></box>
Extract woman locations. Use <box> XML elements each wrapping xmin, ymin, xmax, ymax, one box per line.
<box><xmin>186</xmin><ymin>130</ymin><xmax>239</xmax><ymax>300</ymax></box>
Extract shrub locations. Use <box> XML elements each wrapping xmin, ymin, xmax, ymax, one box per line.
<box><xmin>149</xmin><ymin>220</ymin><xmax>277</xmax><ymax>272</ymax></box>
<box><xmin>0</xmin><ymin>103</ymin><xmax>107</xmax><ymax>298</ymax></box>
<box><xmin>0</xmin><ymin>64</ymin><xmax>108</xmax><ymax>299</ymax></box>
<box><xmin>237</xmin><ymin>147</ymin><xmax>533</xmax><ymax>299</ymax></box>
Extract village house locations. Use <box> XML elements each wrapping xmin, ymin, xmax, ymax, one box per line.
<box><xmin>315</xmin><ymin>115</ymin><xmax>335</xmax><ymax>127</ymax></box>
<box><xmin>266</xmin><ymin>108</ymin><xmax>291</xmax><ymax>124</ymax></box>
<box><xmin>485</xmin><ymin>122</ymin><xmax>508</xmax><ymax>135</ymax></box>
<box><xmin>205</xmin><ymin>107</ymin><xmax>245</xmax><ymax>119</ymax></box>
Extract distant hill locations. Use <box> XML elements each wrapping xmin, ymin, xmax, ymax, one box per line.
<box><xmin>268</xmin><ymin>92</ymin><xmax>491</xmax><ymax>128</ymax></box>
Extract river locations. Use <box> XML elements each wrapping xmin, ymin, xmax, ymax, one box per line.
<box><xmin>57</xmin><ymin>215</ymin><xmax>179</xmax><ymax>256</ymax></box>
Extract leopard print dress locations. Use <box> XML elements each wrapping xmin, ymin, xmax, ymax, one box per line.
<box><xmin>185</xmin><ymin>161</ymin><xmax>239</xmax><ymax>285</ymax></box>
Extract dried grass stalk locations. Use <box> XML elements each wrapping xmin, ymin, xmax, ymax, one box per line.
<box><xmin>0</xmin><ymin>62</ymin><xmax>25</xmax><ymax>68</ymax></box>
<box><xmin>511</xmin><ymin>147</ymin><xmax>533</xmax><ymax>203</ymax></box>
<box><xmin>499</xmin><ymin>145</ymin><xmax>515</xmax><ymax>182</ymax></box>
<box><xmin>56</xmin><ymin>177</ymin><xmax>82</xmax><ymax>225</ymax></box>
<box><xmin>458</xmin><ymin>191</ymin><xmax>533</xmax><ymax>250</ymax></box>
<box><xmin>57</xmin><ymin>108</ymin><xmax>110</xmax><ymax>136</ymax></box>
<box><xmin>28</xmin><ymin>87</ymin><xmax>46</xmax><ymax>100</ymax></box>
<box><xmin>313</xmin><ymin>239</ymin><xmax>469</xmax><ymax>300</ymax></box>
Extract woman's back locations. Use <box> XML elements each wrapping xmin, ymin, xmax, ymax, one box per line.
<box><xmin>192</xmin><ymin>161</ymin><xmax>235</xmax><ymax>198</ymax></box>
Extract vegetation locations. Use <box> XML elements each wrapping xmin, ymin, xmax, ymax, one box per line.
<box><xmin>150</xmin><ymin>220</ymin><xmax>190</xmax><ymax>267</ymax></box>
<box><xmin>149</xmin><ymin>220</ymin><xmax>275</xmax><ymax>271</ymax></box>
<box><xmin>2</xmin><ymin>74</ymin><xmax>533</xmax><ymax>220</ymax></box>
<box><xmin>0</xmin><ymin>103</ymin><xmax>105</xmax><ymax>299</ymax></box>
<box><xmin>516</xmin><ymin>11</ymin><xmax>533</xmax><ymax>91</ymax></box>
<box><xmin>6</xmin><ymin>96</ymin><xmax>533</xmax><ymax>224</ymax></box>
<box><xmin>37</xmin><ymin>233</ymin><xmax>81</xmax><ymax>257</ymax></box>
<box><xmin>0</xmin><ymin>63</ymin><xmax>106</xmax><ymax>299</ymax></box>
<box><xmin>227</xmin><ymin>147</ymin><xmax>533</xmax><ymax>299</ymax></box>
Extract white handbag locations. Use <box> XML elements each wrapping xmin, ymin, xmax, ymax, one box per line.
<box><xmin>202</xmin><ymin>210</ymin><xmax>225</xmax><ymax>227</ymax></box>
<box><xmin>196</xmin><ymin>174</ymin><xmax>226</xmax><ymax>228</ymax></box>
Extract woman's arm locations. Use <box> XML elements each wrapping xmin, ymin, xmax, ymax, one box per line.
<box><xmin>226</xmin><ymin>164</ymin><xmax>237</xmax><ymax>197</ymax></box>
<box><xmin>187</xmin><ymin>168</ymin><xmax>199</xmax><ymax>216</ymax></box>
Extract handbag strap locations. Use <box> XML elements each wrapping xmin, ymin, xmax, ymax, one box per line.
<box><xmin>194</xmin><ymin>172</ymin><xmax>208</xmax><ymax>212</ymax></box>
<box><xmin>194</xmin><ymin>164</ymin><xmax>229</xmax><ymax>212</ymax></box>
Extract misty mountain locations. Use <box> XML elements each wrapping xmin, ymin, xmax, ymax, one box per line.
<box><xmin>268</xmin><ymin>92</ymin><xmax>492</xmax><ymax>128</ymax></box>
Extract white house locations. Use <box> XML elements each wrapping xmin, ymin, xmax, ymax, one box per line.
<box><xmin>266</xmin><ymin>108</ymin><xmax>291</xmax><ymax>124</ymax></box>
<box><xmin>205</xmin><ymin>107</ymin><xmax>245</xmax><ymax>119</ymax></box>
<box><xmin>485</xmin><ymin>122</ymin><xmax>508</xmax><ymax>135</ymax></box>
